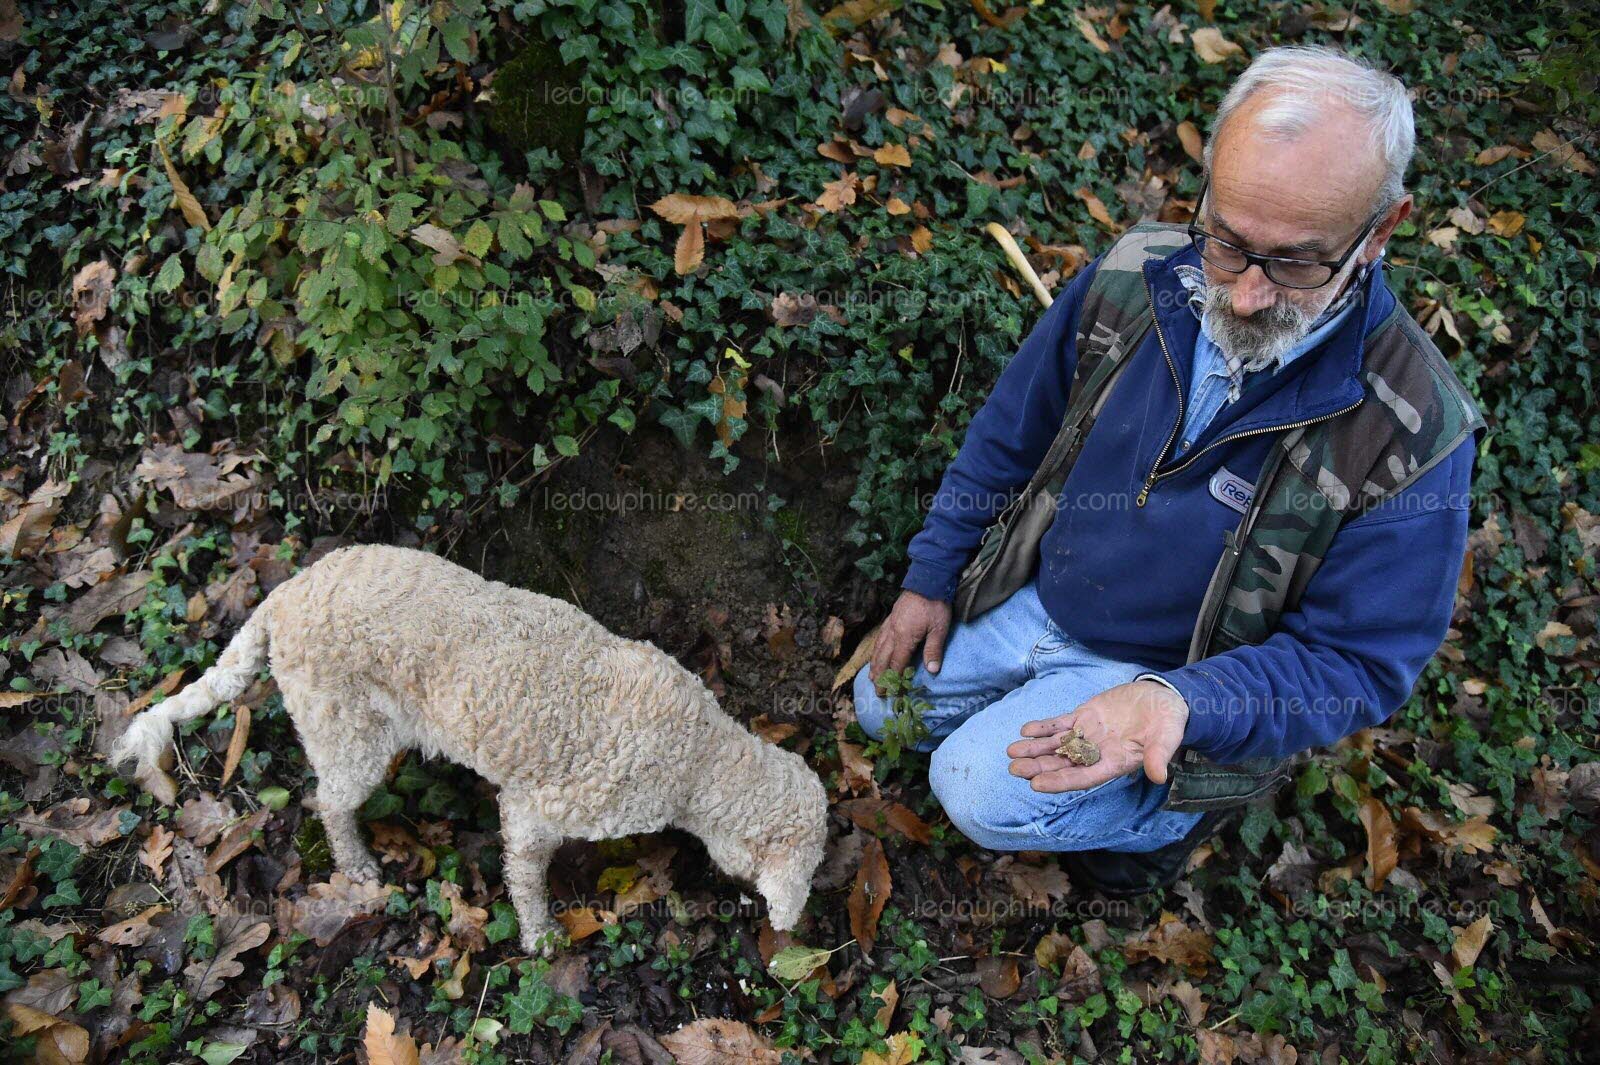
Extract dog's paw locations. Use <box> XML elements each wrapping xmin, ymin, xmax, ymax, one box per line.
<box><xmin>520</xmin><ymin>921</ymin><xmax>568</xmax><ymax>959</ymax></box>
<box><xmin>342</xmin><ymin>856</ymin><xmax>383</xmax><ymax>884</ymax></box>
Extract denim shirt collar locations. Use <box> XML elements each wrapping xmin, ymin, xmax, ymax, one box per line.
<box><xmin>1141</xmin><ymin>242</ymin><xmax>1389</xmax><ymax>432</ymax></box>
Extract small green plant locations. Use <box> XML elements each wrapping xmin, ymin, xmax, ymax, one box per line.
<box><xmin>861</xmin><ymin>666</ymin><xmax>933</xmax><ymax>771</ymax></box>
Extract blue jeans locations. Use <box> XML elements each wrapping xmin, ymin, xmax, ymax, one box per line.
<box><xmin>852</xmin><ymin>578</ymin><xmax>1203</xmax><ymax>853</ymax></box>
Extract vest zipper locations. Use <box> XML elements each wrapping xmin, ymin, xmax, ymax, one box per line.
<box><xmin>1134</xmin><ymin>266</ymin><xmax>1365</xmax><ymax>502</ymax></box>
<box><xmin>1136</xmin><ymin>266</ymin><xmax>1185</xmax><ymax>507</ymax></box>
<box><xmin>1158</xmin><ymin>397</ymin><xmax>1363</xmax><ymax>482</ymax></box>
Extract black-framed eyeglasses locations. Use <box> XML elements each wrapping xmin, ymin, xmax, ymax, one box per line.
<box><xmin>1186</xmin><ymin>177</ymin><xmax>1382</xmax><ymax>290</ymax></box>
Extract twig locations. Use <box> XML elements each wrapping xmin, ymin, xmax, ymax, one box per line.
<box><xmin>1468</xmin><ymin>131</ymin><xmax>1594</xmax><ymax>202</ymax></box>
<box><xmin>983</xmin><ymin>223</ymin><xmax>1052</xmax><ymax>308</ymax></box>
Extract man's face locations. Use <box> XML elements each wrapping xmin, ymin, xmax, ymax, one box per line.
<box><xmin>1197</xmin><ymin>92</ymin><xmax>1407</xmax><ymax>368</ymax></box>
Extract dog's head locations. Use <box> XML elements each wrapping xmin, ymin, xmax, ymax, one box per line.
<box><xmin>751</xmin><ymin>746</ymin><xmax>829</xmax><ymax>932</ymax></box>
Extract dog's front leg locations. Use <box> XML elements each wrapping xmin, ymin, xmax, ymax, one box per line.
<box><xmin>499</xmin><ymin>797</ymin><xmax>566</xmax><ymax>957</ymax></box>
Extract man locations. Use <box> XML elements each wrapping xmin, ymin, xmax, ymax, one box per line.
<box><xmin>852</xmin><ymin>45</ymin><xmax>1481</xmax><ymax>894</ymax></box>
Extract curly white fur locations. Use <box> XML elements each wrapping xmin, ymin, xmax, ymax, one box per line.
<box><xmin>110</xmin><ymin>544</ymin><xmax>828</xmax><ymax>953</ymax></box>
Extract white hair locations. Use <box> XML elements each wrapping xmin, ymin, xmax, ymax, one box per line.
<box><xmin>1203</xmin><ymin>45</ymin><xmax>1415</xmax><ymax>216</ymax></box>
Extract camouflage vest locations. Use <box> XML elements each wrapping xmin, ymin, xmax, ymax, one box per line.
<box><xmin>952</xmin><ymin>222</ymin><xmax>1484</xmax><ymax>812</ymax></box>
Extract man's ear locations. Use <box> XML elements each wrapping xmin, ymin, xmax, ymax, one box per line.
<box><xmin>1364</xmin><ymin>193</ymin><xmax>1413</xmax><ymax>264</ymax></box>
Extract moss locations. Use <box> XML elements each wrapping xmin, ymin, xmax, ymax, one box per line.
<box><xmin>487</xmin><ymin>38</ymin><xmax>588</xmax><ymax>162</ymax></box>
<box><xmin>295</xmin><ymin>815</ymin><xmax>333</xmax><ymax>879</ymax></box>
<box><xmin>771</xmin><ymin>505</ymin><xmax>813</xmax><ymax>558</ymax></box>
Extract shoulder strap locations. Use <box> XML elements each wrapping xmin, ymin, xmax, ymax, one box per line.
<box><xmin>1197</xmin><ymin>308</ymin><xmax>1484</xmax><ymax>653</ymax></box>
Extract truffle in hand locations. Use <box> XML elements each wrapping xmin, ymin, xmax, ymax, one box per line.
<box><xmin>1054</xmin><ymin>728</ymin><xmax>1100</xmax><ymax>767</ymax></box>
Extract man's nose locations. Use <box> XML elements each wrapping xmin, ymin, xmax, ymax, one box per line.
<box><xmin>1228</xmin><ymin>264</ymin><xmax>1279</xmax><ymax>316</ymax></box>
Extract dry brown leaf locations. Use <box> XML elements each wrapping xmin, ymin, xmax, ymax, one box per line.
<box><xmin>1191</xmin><ymin>26</ymin><xmax>1243</xmax><ymax>64</ymax></box>
<box><xmin>1123</xmin><ymin>912</ymin><xmax>1213</xmax><ymax>975</ymax></box>
<box><xmin>833</xmin><ymin>624</ymin><xmax>878</xmax><ymax>690</ymax></box>
<box><xmin>184</xmin><ymin>906</ymin><xmax>270</xmax><ymax>999</ymax></box>
<box><xmin>140</xmin><ymin>824</ymin><xmax>174</xmax><ymax>879</ymax></box>
<box><xmin>975</xmin><ymin>955</ymin><xmax>1021</xmax><ymax>998</ymax></box>
<box><xmin>1073</xmin><ymin>12</ymin><xmax>1110</xmax><ymax>53</ymax></box>
<box><xmin>97</xmin><ymin>905</ymin><xmax>167</xmax><ymax>947</ymax></box>
<box><xmin>998</xmin><ymin>857</ymin><xmax>1071</xmax><ymax>907</ymax></box>
<box><xmin>1450</xmin><ymin>914</ymin><xmax>1492</xmax><ymax>970</ymax></box>
<box><xmin>1196</xmin><ymin>1027</ymin><xmax>1236</xmax><ymax>1065</ymax></box>
<box><xmin>614</xmin><ymin>845</ymin><xmax>676</xmax><ymax>915</ymax></box>
<box><xmin>836</xmin><ymin>735</ymin><xmax>878</xmax><ymax>797</ymax></box>
<box><xmin>176</xmin><ymin>794</ymin><xmax>237</xmax><ymax>847</ymax></box>
<box><xmin>674</xmin><ymin>222</ymin><xmax>705</xmax><ymax>275</ymax></box>
<box><xmin>1426</xmin><ymin>226</ymin><xmax>1459</xmax><ymax>252</ymax></box>
<box><xmin>849</xmin><ymin>835</ymin><xmax>892</xmax><ymax>956</ymax></box>
<box><xmin>1487</xmin><ymin>210</ymin><xmax>1525</xmax><ymax>237</ymax></box>
<box><xmin>221</xmin><ymin>703</ymin><xmax>250</xmax><ymax>786</ymax></box>
<box><xmin>838</xmin><ymin>798</ymin><xmax>932</xmax><ymax>844</ymax></box>
<box><xmin>0</xmin><ymin>480</ymin><xmax>69</xmax><ymax>559</ymax></box>
<box><xmin>364</xmin><ymin>1003</ymin><xmax>422</xmax><ymax>1065</ymax></box>
<box><xmin>157</xmin><ymin>141</ymin><xmax>210</xmax><ymax>231</ymax></box>
<box><xmin>555</xmin><ymin>905</ymin><xmax>615</xmax><ymax>942</ymax></box>
<box><xmin>1360</xmin><ymin>797</ymin><xmax>1399</xmax><ymax>890</ymax></box>
<box><xmin>1531</xmin><ymin>129</ymin><xmax>1596</xmax><ymax>176</ymax></box>
<box><xmin>389</xmin><ymin>935</ymin><xmax>458</xmax><ymax>980</ymax></box>
<box><xmin>821</xmin><ymin>615</ymin><xmax>846</xmax><ymax>658</ymax></box>
<box><xmin>1474</xmin><ymin>144</ymin><xmax>1524</xmax><ymax>166</ymax></box>
<box><xmin>295</xmin><ymin>873</ymin><xmax>397</xmax><ymax>946</ymax></box>
<box><xmin>818</xmin><ymin>139</ymin><xmax>855</xmax><ymax>163</ymax></box>
<box><xmin>1400</xmin><ymin>806</ymin><xmax>1497</xmax><ymax>854</ymax></box>
<box><xmin>71</xmin><ymin>261</ymin><xmax>115</xmax><ymax>337</ymax></box>
<box><xmin>650</xmin><ymin>193</ymin><xmax>739</xmax><ymax>225</ymax></box>
<box><xmin>873</xmin><ymin>143</ymin><xmax>911</xmax><ymax>167</ymax></box>
<box><xmin>410</xmin><ymin>223</ymin><xmax>468</xmax><ymax>266</ymax></box>
<box><xmin>873</xmin><ymin>978</ymin><xmax>898</xmax><ymax>1029</ymax></box>
<box><xmin>816</xmin><ymin>172</ymin><xmax>860</xmax><ymax>212</ymax></box>
<box><xmin>1075</xmin><ymin>187</ymin><xmax>1119</xmax><ymax>231</ymax></box>
<box><xmin>134</xmin><ymin>443</ymin><xmax>261</xmax><ymax>513</ymax></box>
<box><xmin>1056</xmin><ymin>943</ymin><xmax>1102</xmax><ymax>1001</ymax></box>
<box><xmin>439</xmin><ymin>880</ymin><xmax>489</xmax><ymax>954</ymax></box>
<box><xmin>3</xmin><ymin>1003</ymin><xmax>89</xmax><ymax>1065</ymax></box>
<box><xmin>17</xmin><ymin>798</ymin><xmax>131</xmax><ymax>850</ymax></box>
<box><xmin>1176</xmin><ymin>120</ymin><xmax>1204</xmax><ymax>163</ymax></box>
<box><xmin>770</xmin><ymin>291</ymin><xmax>819</xmax><ymax>327</ymax></box>
<box><xmin>205</xmin><ymin>806</ymin><xmax>270</xmax><ymax>874</ymax></box>
<box><xmin>660</xmin><ymin>1018</ymin><xmax>784</xmax><ymax>1065</ymax></box>
<box><xmin>861</xmin><ymin>1032</ymin><xmax>919</xmax><ymax>1065</ymax></box>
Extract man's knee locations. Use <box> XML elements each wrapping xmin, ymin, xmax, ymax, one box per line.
<box><xmin>928</xmin><ymin>742</ymin><xmax>1036</xmax><ymax>847</ymax></box>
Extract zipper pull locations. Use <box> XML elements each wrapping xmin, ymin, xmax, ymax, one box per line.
<box><xmin>1136</xmin><ymin>483</ymin><xmax>1151</xmax><ymax>507</ymax></box>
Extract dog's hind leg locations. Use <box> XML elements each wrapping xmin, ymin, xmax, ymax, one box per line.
<box><xmin>292</xmin><ymin>687</ymin><xmax>399</xmax><ymax>883</ymax></box>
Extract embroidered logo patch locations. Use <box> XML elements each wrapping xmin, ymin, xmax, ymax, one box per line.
<box><xmin>1209</xmin><ymin>467</ymin><xmax>1254</xmax><ymax>515</ymax></box>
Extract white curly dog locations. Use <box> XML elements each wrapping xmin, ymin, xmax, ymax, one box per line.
<box><xmin>111</xmin><ymin>543</ymin><xmax>828</xmax><ymax>954</ymax></box>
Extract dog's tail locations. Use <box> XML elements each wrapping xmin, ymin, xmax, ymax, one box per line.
<box><xmin>109</xmin><ymin>607</ymin><xmax>271</xmax><ymax>783</ymax></box>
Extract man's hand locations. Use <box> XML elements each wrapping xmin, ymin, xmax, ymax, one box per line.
<box><xmin>1006</xmin><ymin>680</ymin><xmax>1189</xmax><ymax>792</ymax></box>
<box><xmin>869</xmin><ymin>590</ymin><xmax>953</xmax><ymax>689</ymax></box>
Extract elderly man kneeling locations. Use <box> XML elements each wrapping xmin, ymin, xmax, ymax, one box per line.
<box><xmin>853</xmin><ymin>45</ymin><xmax>1481</xmax><ymax>895</ymax></box>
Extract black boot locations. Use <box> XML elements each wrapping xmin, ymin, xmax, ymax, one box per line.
<box><xmin>1058</xmin><ymin>807</ymin><xmax>1240</xmax><ymax>898</ymax></box>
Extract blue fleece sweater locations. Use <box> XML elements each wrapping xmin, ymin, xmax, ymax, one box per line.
<box><xmin>901</xmin><ymin>242</ymin><xmax>1475</xmax><ymax>767</ymax></box>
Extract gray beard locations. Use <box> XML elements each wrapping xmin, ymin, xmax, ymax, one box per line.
<box><xmin>1199</xmin><ymin>283</ymin><xmax>1319</xmax><ymax>372</ymax></box>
